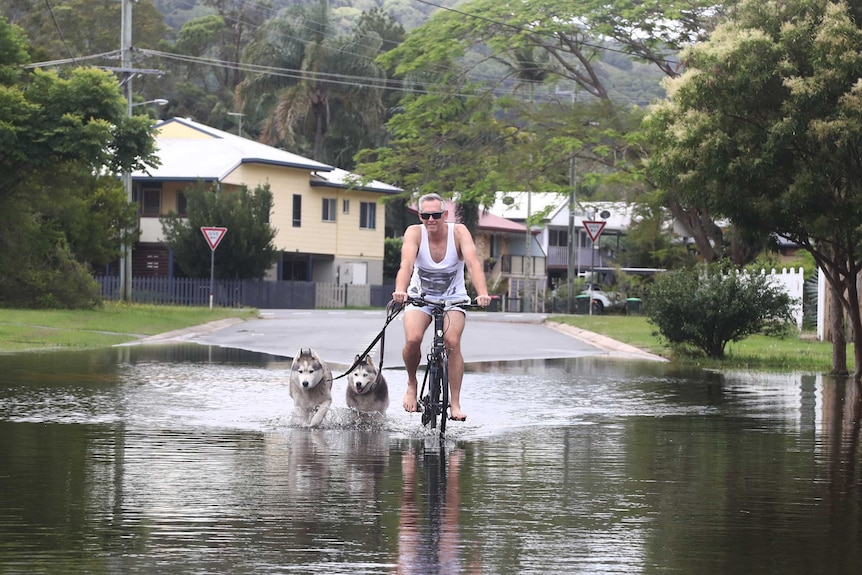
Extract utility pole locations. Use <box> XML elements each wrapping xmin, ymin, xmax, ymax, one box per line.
<box><xmin>115</xmin><ymin>0</ymin><xmax>162</xmax><ymax>301</ymax></box>
<box><xmin>119</xmin><ymin>0</ymin><xmax>134</xmax><ymax>302</ymax></box>
<box><xmin>567</xmin><ymin>156</ymin><xmax>576</xmax><ymax>314</ymax></box>
<box><xmin>566</xmin><ymin>86</ymin><xmax>578</xmax><ymax>314</ymax></box>
<box><xmin>524</xmin><ymin>191</ymin><xmax>532</xmax><ymax>312</ymax></box>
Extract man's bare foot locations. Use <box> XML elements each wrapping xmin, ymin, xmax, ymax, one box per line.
<box><xmin>403</xmin><ymin>382</ymin><xmax>418</xmax><ymax>412</ymax></box>
<box><xmin>449</xmin><ymin>403</ymin><xmax>467</xmax><ymax>421</ymax></box>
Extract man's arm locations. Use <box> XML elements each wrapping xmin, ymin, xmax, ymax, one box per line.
<box><xmin>392</xmin><ymin>225</ymin><xmax>420</xmax><ymax>303</ymax></box>
<box><xmin>455</xmin><ymin>224</ymin><xmax>492</xmax><ymax>307</ymax></box>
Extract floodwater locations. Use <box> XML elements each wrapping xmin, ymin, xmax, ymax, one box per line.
<box><xmin>1</xmin><ymin>345</ymin><xmax>861</xmax><ymax>574</ymax></box>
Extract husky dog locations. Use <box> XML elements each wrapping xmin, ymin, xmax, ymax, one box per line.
<box><xmin>289</xmin><ymin>348</ymin><xmax>332</xmax><ymax>427</ymax></box>
<box><xmin>345</xmin><ymin>354</ymin><xmax>390</xmax><ymax>414</ymax></box>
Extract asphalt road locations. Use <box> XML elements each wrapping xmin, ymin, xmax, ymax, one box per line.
<box><xmin>174</xmin><ymin>309</ymin><xmax>620</xmax><ymax>370</ymax></box>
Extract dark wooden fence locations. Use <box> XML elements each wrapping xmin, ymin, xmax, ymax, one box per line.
<box><xmin>96</xmin><ymin>277</ymin><xmax>394</xmax><ymax>309</ymax></box>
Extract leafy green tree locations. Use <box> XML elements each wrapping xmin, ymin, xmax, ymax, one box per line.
<box><xmin>160</xmin><ymin>184</ymin><xmax>279</xmax><ymax>279</ymax></box>
<box><xmin>621</xmin><ymin>203</ymin><xmax>692</xmax><ymax>270</ymax></box>
<box><xmin>0</xmin><ymin>17</ymin><xmax>157</xmax><ymax>308</ymax></box>
<box><xmin>643</xmin><ymin>0</ymin><xmax>862</xmax><ymax>376</ymax></box>
<box><xmin>2</xmin><ymin>0</ymin><xmax>167</xmax><ymax>63</ymax></box>
<box><xmin>383</xmin><ymin>236</ymin><xmax>402</xmax><ymax>281</ymax></box>
<box><xmin>644</xmin><ymin>262</ymin><xmax>794</xmax><ymax>359</ymax></box>
<box><xmin>151</xmin><ymin>1</ymin><xmax>270</xmax><ymax>129</ymax></box>
<box><xmin>355</xmin><ymin>0</ymin><xmax>721</xmax><ymax>209</ymax></box>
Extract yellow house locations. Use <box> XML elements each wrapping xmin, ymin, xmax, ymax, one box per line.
<box><xmin>130</xmin><ymin>118</ymin><xmax>401</xmax><ymax>284</ymax></box>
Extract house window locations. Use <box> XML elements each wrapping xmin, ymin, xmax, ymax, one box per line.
<box><xmin>293</xmin><ymin>194</ymin><xmax>302</xmax><ymax>227</ymax></box>
<box><xmin>549</xmin><ymin>229</ymin><xmax>567</xmax><ymax>247</ymax></box>
<box><xmin>360</xmin><ymin>201</ymin><xmax>376</xmax><ymax>230</ymax></box>
<box><xmin>343</xmin><ymin>199</ymin><xmax>350</xmax><ymax>214</ymax></box>
<box><xmin>322</xmin><ymin>198</ymin><xmax>336</xmax><ymax>222</ymax></box>
<box><xmin>142</xmin><ymin>187</ymin><xmax>161</xmax><ymax>216</ymax></box>
<box><xmin>177</xmin><ymin>191</ymin><xmax>187</xmax><ymax>217</ymax></box>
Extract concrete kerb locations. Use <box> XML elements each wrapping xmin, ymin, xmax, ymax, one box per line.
<box><xmin>545</xmin><ymin>321</ymin><xmax>668</xmax><ymax>362</ymax></box>
<box><xmin>124</xmin><ymin>317</ymin><xmax>248</xmax><ymax>346</ymax></box>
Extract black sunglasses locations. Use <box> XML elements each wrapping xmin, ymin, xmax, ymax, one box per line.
<box><xmin>420</xmin><ymin>211</ymin><xmax>444</xmax><ymax>220</ymax></box>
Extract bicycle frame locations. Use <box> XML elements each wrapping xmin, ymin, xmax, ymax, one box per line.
<box><xmin>405</xmin><ymin>294</ymin><xmax>471</xmax><ymax>436</ymax></box>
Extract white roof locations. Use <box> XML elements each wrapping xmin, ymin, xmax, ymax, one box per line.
<box><xmin>311</xmin><ymin>167</ymin><xmax>402</xmax><ymax>194</ymax></box>
<box><xmin>487</xmin><ymin>192</ymin><xmax>566</xmax><ymax>220</ymax></box>
<box><xmin>555</xmin><ymin>201</ymin><xmax>638</xmax><ymax>231</ymax></box>
<box><xmin>486</xmin><ymin>193</ymin><xmax>638</xmax><ymax>231</ymax></box>
<box><xmin>134</xmin><ymin>117</ymin><xmax>333</xmax><ymax>181</ymax></box>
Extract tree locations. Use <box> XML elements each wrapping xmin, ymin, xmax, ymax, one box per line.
<box><xmin>355</xmin><ymin>0</ymin><xmax>721</xmax><ymax>210</ymax></box>
<box><xmin>643</xmin><ymin>0</ymin><xmax>862</xmax><ymax>377</ymax></box>
<box><xmin>0</xmin><ymin>17</ymin><xmax>157</xmax><ymax>308</ymax></box>
<box><xmin>160</xmin><ymin>184</ymin><xmax>278</xmax><ymax>279</ymax></box>
<box><xmin>237</xmin><ymin>0</ymin><xmax>387</xmax><ymax>164</ymax></box>
<box><xmin>1</xmin><ymin>0</ymin><xmax>167</xmax><ymax>63</ymax></box>
<box><xmin>644</xmin><ymin>262</ymin><xmax>794</xmax><ymax>360</ymax></box>
<box><xmin>150</xmin><ymin>0</ymin><xmax>270</xmax><ymax>129</ymax></box>
<box><xmin>621</xmin><ymin>203</ymin><xmax>693</xmax><ymax>269</ymax></box>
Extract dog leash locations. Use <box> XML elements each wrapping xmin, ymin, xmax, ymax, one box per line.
<box><xmin>330</xmin><ymin>300</ymin><xmax>404</xmax><ymax>383</ymax></box>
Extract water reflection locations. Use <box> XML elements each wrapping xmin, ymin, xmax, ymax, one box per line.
<box><xmin>2</xmin><ymin>347</ymin><xmax>862</xmax><ymax>573</ymax></box>
<box><xmin>396</xmin><ymin>443</ymin><xmax>481</xmax><ymax>575</ymax></box>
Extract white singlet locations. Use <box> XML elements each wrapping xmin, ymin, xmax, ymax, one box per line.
<box><xmin>407</xmin><ymin>223</ymin><xmax>468</xmax><ymax>301</ymax></box>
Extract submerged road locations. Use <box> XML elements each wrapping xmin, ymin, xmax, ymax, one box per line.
<box><xmin>136</xmin><ymin>309</ymin><xmax>664</xmax><ymax>369</ymax></box>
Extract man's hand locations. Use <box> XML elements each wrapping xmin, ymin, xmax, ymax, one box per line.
<box><xmin>475</xmin><ymin>294</ymin><xmax>492</xmax><ymax>307</ymax></box>
<box><xmin>392</xmin><ymin>290</ymin><xmax>409</xmax><ymax>304</ymax></box>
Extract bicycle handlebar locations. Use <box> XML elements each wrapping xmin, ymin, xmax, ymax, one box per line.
<box><xmin>405</xmin><ymin>294</ymin><xmax>474</xmax><ymax>309</ymax></box>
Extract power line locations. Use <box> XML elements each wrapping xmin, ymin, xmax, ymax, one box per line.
<box><xmin>138</xmin><ymin>47</ymin><xmax>528</xmax><ymax>99</ymax></box>
<box><xmin>43</xmin><ymin>0</ymin><xmax>77</xmax><ymax>64</ymax></box>
<box><xmin>23</xmin><ymin>49</ymin><xmax>123</xmax><ymax>69</ymax></box>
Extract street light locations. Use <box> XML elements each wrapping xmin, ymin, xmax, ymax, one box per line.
<box><xmin>227</xmin><ymin>111</ymin><xmax>245</xmax><ymax>135</ymax></box>
<box><xmin>131</xmin><ymin>98</ymin><xmax>169</xmax><ymax>108</ymax></box>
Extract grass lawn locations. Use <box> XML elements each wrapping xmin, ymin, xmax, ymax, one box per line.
<box><xmin>0</xmin><ymin>303</ymin><xmax>258</xmax><ymax>352</ymax></box>
<box><xmin>549</xmin><ymin>314</ymin><xmax>844</xmax><ymax>373</ymax></box>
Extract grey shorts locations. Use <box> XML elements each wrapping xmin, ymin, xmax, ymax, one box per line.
<box><xmin>406</xmin><ymin>304</ymin><xmax>467</xmax><ymax>318</ymax></box>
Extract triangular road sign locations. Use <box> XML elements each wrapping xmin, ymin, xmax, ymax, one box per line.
<box><xmin>201</xmin><ymin>226</ymin><xmax>228</xmax><ymax>251</ymax></box>
<box><xmin>583</xmin><ymin>220</ymin><xmax>606</xmax><ymax>242</ymax></box>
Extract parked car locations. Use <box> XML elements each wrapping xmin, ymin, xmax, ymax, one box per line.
<box><xmin>580</xmin><ymin>283</ymin><xmax>626</xmax><ymax>314</ymax></box>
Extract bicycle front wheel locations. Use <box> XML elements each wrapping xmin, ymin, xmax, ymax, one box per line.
<box><xmin>439</xmin><ymin>355</ymin><xmax>449</xmax><ymax>436</ymax></box>
<box><xmin>425</xmin><ymin>360</ymin><xmax>439</xmax><ymax>429</ymax></box>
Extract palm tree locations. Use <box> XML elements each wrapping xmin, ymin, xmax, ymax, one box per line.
<box><xmin>237</xmin><ymin>0</ymin><xmax>387</xmax><ymax>165</ymax></box>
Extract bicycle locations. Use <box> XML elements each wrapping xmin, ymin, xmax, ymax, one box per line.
<box><xmin>404</xmin><ymin>293</ymin><xmax>474</xmax><ymax>437</ymax></box>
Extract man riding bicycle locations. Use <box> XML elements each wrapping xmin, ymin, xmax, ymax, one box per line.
<box><xmin>391</xmin><ymin>193</ymin><xmax>492</xmax><ymax>421</ymax></box>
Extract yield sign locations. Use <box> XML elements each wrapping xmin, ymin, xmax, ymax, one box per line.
<box><xmin>200</xmin><ymin>226</ymin><xmax>227</xmax><ymax>251</ymax></box>
<box><xmin>583</xmin><ymin>220</ymin><xmax>606</xmax><ymax>242</ymax></box>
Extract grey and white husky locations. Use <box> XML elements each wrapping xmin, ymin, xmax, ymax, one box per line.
<box><xmin>289</xmin><ymin>348</ymin><xmax>332</xmax><ymax>427</ymax></box>
<box><xmin>345</xmin><ymin>354</ymin><xmax>389</xmax><ymax>414</ymax></box>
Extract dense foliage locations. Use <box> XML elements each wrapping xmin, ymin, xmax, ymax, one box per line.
<box><xmin>644</xmin><ymin>263</ymin><xmax>794</xmax><ymax>359</ymax></box>
<box><xmin>160</xmin><ymin>184</ymin><xmax>279</xmax><ymax>279</ymax></box>
<box><xmin>0</xmin><ymin>17</ymin><xmax>157</xmax><ymax>308</ymax></box>
<box><xmin>644</xmin><ymin>0</ymin><xmax>862</xmax><ymax>375</ymax></box>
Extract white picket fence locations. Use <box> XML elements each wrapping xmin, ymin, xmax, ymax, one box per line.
<box><xmin>752</xmin><ymin>267</ymin><xmax>805</xmax><ymax>330</ymax></box>
<box><xmin>315</xmin><ymin>283</ymin><xmax>372</xmax><ymax>308</ymax></box>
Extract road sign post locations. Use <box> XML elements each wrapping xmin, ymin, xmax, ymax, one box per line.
<box><xmin>582</xmin><ymin>221</ymin><xmax>606</xmax><ymax>316</ymax></box>
<box><xmin>200</xmin><ymin>227</ymin><xmax>227</xmax><ymax>310</ymax></box>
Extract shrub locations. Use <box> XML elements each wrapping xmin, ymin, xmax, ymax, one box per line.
<box><xmin>644</xmin><ymin>262</ymin><xmax>795</xmax><ymax>359</ymax></box>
